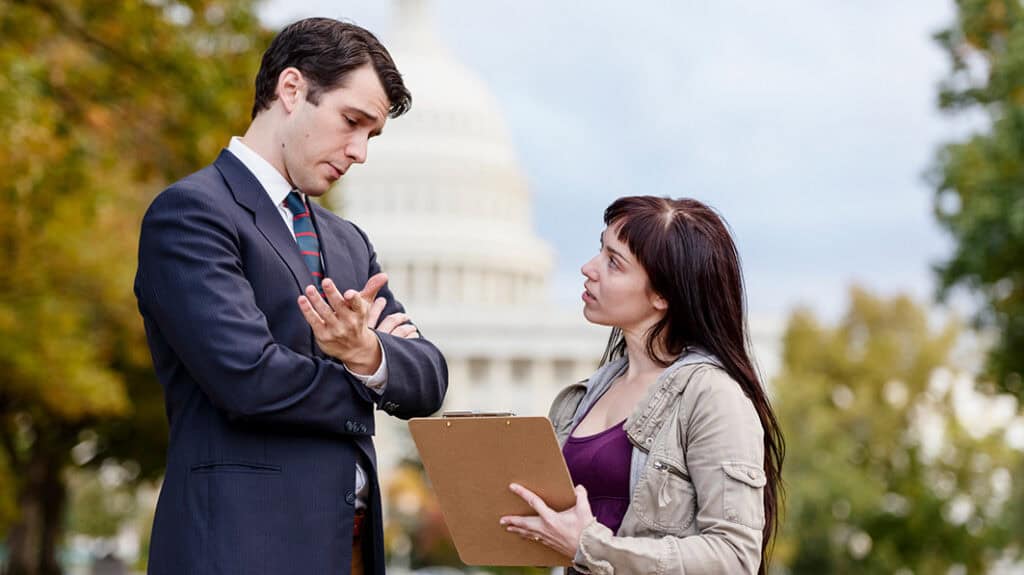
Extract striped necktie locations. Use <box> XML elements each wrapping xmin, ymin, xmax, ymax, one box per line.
<box><xmin>284</xmin><ymin>191</ymin><xmax>324</xmax><ymax>294</ymax></box>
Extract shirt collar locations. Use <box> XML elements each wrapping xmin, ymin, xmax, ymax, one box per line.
<box><xmin>226</xmin><ymin>137</ymin><xmax>302</xmax><ymax>208</ymax></box>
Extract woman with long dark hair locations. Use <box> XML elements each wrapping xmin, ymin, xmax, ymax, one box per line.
<box><xmin>500</xmin><ymin>196</ymin><xmax>784</xmax><ymax>574</ymax></box>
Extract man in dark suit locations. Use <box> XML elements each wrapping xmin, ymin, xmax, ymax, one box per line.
<box><xmin>134</xmin><ymin>18</ymin><xmax>448</xmax><ymax>575</ymax></box>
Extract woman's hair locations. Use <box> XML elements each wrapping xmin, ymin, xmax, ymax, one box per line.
<box><xmin>599</xmin><ymin>196</ymin><xmax>784</xmax><ymax>574</ymax></box>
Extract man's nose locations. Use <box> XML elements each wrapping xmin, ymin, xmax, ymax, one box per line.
<box><xmin>346</xmin><ymin>137</ymin><xmax>368</xmax><ymax>164</ymax></box>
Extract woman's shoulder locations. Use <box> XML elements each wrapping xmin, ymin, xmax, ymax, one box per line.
<box><xmin>675</xmin><ymin>364</ymin><xmax>761</xmax><ymax>423</ymax></box>
<box><xmin>548</xmin><ymin>379</ymin><xmax>589</xmax><ymax>423</ymax></box>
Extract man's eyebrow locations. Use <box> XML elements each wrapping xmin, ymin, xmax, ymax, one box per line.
<box><xmin>347</xmin><ymin>106</ymin><xmax>385</xmax><ymax>137</ymax></box>
<box><xmin>347</xmin><ymin>106</ymin><xmax>380</xmax><ymax>123</ymax></box>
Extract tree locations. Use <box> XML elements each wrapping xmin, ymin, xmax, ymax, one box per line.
<box><xmin>932</xmin><ymin>0</ymin><xmax>1024</xmax><ymax>400</ymax></box>
<box><xmin>773</xmin><ymin>287</ymin><xmax>1019</xmax><ymax>573</ymax></box>
<box><xmin>0</xmin><ymin>1</ymin><xmax>269</xmax><ymax>573</ymax></box>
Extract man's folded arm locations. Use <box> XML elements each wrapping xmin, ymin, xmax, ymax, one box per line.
<box><xmin>136</xmin><ymin>186</ymin><xmax>375</xmax><ymax>435</ymax></box>
<box><xmin>350</xmin><ymin>224</ymin><xmax>448</xmax><ymax>419</ymax></box>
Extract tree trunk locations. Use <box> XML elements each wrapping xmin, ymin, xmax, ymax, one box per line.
<box><xmin>4</xmin><ymin>442</ymin><xmax>66</xmax><ymax>575</ymax></box>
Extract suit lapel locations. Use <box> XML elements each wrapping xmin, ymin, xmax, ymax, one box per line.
<box><xmin>213</xmin><ymin>150</ymin><xmax>311</xmax><ymax>291</ymax></box>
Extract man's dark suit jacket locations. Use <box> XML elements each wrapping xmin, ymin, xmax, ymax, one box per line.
<box><xmin>134</xmin><ymin>150</ymin><xmax>448</xmax><ymax>574</ymax></box>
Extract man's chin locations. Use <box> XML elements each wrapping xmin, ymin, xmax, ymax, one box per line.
<box><xmin>303</xmin><ymin>183</ymin><xmax>331</xmax><ymax>197</ymax></box>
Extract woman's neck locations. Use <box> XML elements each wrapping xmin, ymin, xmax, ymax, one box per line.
<box><xmin>620</xmin><ymin>327</ymin><xmax>669</xmax><ymax>385</ymax></box>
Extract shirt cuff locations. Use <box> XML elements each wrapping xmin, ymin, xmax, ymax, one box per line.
<box><xmin>343</xmin><ymin>335</ymin><xmax>388</xmax><ymax>394</ymax></box>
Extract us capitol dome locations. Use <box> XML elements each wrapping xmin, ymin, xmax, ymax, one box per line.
<box><xmin>332</xmin><ymin>0</ymin><xmax>609</xmax><ymax>468</ymax></box>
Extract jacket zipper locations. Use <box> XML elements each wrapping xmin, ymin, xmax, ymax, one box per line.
<box><xmin>653</xmin><ymin>460</ymin><xmax>690</xmax><ymax>481</ymax></box>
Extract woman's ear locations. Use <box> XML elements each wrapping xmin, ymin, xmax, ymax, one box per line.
<box><xmin>651</xmin><ymin>292</ymin><xmax>668</xmax><ymax>312</ymax></box>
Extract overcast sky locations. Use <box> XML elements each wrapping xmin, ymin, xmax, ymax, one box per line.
<box><xmin>261</xmin><ymin>0</ymin><xmax>977</xmax><ymax>323</ymax></box>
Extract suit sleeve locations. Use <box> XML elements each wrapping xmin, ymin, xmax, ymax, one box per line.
<box><xmin>136</xmin><ymin>185</ymin><xmax>376</xmax><ymax>436</ymax></box>
<box><xmin>349</xmin><ymin>223</ymin><xmax>449</xmax><ymax>419</ymax></box>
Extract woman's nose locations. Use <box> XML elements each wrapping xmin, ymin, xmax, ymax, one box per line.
<box><xmin>581</xmin><ymin>257</ymin><xmax>599</xmax><ymax>280</ymax></box>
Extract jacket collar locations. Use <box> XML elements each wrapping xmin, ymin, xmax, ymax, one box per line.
<box><xmin>624</xmin><ymin>349</ymin><xmax>723</xmax><ymax>449</ymax></box>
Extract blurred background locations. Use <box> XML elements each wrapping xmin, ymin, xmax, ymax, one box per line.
<box><xmin>1</xmin><ymin>0</ymin><xmax>1023</xmax><ymax>573</ymax></box>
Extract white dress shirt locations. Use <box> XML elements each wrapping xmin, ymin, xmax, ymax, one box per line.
<box><xmin>227</xmin><ymin>137</ymin><xmax>385</xmax><ymax>509</ymax></box>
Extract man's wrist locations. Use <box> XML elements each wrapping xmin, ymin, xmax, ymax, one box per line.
<box><xmin>342</xmin><ymin>329</ymin><xmax>383</xmax><ymax>376</ymax></box>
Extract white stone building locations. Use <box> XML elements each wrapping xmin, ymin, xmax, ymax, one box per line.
<box><xmin>333</xmin><ymin>0</ymin><xmax>608</xmax><ymax>476</ymax></box>
<box><xmin>333</xmin><ymin>0</ymin><xmax>783</xmax><ymax>483</ymax></box>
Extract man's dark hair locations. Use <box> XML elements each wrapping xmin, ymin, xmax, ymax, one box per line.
<box><xmin>251</xmin><ymin>18</ymin><xmax>411</xmax><ymax>119</ymax></box>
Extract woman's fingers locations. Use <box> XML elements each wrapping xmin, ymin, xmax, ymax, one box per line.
<box><xmin>574</xmin><ymin>485</ymin><xmax>592</xmax><ymax>516</ymax></box>
<box><xmin>510</xmin><ymin>483</ymin><xmax>556</xmax><ymax>520</ymax></box>
<box><xmin>504</xmin><ymin>525</ymin><xmax>548</xmax><ymax>545</ymax></box>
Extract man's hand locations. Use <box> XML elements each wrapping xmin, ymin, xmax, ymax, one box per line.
<box><xmin>297</xmin><ymin>273</ymin><xmax>387</xmax><ymax>374</ymax></box>
<box><xmin>499</xmin><ymin>483</ymin><xmax>596</xmax><ymax>559</ymax></box>
<box><xmin>366</xmin><ymin>296</ymin><xmax>420</xmax><ymax>339</ymax></box>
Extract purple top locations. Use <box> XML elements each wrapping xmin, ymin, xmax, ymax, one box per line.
<box><xmin>563</xmin><ymin>413</ymin><xmax>632</xmax><ymax>534</ymax></box>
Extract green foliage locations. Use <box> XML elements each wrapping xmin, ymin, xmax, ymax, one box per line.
<box><xmin>64</xmin><ymin>466</ymin><xmax>138</xmax><ymax>539</ymax></box>
<box><xmin>932</xmin><ymin>0</ymin><xmax>1024</xmax><ymax>398</ymax></box>
<box><xmin>0</xmin><ymin>0</ymin><xmax>271</xmax><ymax>566</ymax></box>
<box><xmin>774</xmin><ymin>287</ymin><xmax>1019</xmax><ymax>573</ymax></box>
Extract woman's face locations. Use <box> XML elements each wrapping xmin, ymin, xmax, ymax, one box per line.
<box><xmin>580</xmin><ymin>223</ymin><xmax>667</xmax><ymax>333</ymax></box>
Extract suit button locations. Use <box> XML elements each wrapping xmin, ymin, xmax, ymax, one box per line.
<box><xmin>345</xmin><ymin>491</ymin><xmax>356</xmax><ymax>506</ymax></box>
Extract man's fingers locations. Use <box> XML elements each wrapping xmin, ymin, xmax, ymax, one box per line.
<box><xmin>296</xmin><ymin>295</ymin><xmax>325</xmax><ymax>332</ymax></box>
<box><xmin>393</xmin><ymin>324</ymin><xmax>419</xmax><ymax>339</ymax></box>
<box><xmin>343</xmin><ymin>288</ymin><xmax>367</xmax><ymax>315</ymax></box>
<box><xmin>360</xmin><ymin>272</ymin><xmax>388</xmax><ymax>302</ymax></box>
<box><xmin>378</xmin><ymin>312</ymin><xmax>410</xmax><ymax>333</ymax></box>
<box><xmin>304</xmin><ymin>285</ymin><xmax>336</xmax><ymax>325</ymax></box>
<box><xmin>321</xmin><ymin>279</ymin><xmax>348</xmax><ymax>313</ymax></box>
<box><xmin>367</xmin><ymin>297</ymin><xmax>387</xmax><ymax>328</ymax></box>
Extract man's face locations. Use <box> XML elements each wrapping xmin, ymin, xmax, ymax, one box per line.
<box><xmin>280</xmin><ymin>63</ymin><xmax>389</xmax><ymax>196</ymax></box>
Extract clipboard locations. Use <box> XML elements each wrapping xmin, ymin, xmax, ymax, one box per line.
<box><xmin>408</xmin><ymin>413</ymin><xmax>577</xmax><ymax>567</ymax></box>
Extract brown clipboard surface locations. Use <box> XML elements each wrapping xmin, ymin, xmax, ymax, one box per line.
<box><xmin>408</xmin><ymin>415</ymin><xmax>576</xmax><ymax>567</ymax></box>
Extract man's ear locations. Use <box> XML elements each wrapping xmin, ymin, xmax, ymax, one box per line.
<box><xmin>277</xmin><ymin>67</ymin><xmax>306</xmax><ymax>113</ymax></box>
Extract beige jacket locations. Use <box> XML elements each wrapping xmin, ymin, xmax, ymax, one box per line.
<box><xmin>549</xmin><ymin>356</ymin><xmax>766</xmax><ymax>575</ymax></box>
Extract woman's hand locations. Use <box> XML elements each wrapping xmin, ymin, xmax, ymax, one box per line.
<box><xmin>500</xmin><ymin>483</ymin><xmax>596</xmax><ymax>559</ymax></box>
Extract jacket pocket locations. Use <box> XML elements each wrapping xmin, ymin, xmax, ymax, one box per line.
<box><xmin>722</xmin><ymin>460</ymin><xmax>766</xmax><ymax>530</ymax></box>
<box><xmin>634</xmin><ymin>458</ymin><xmax>696</xmax><ymax>535</ymax></box>
<box><xmin>190</xmin><ymin>461</ymin><xmax>281</xmax><ymax>475</ymax></box>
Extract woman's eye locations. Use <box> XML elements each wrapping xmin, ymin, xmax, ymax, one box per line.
<box><xmin>608</xmin><ymin>257</ymin><xmax>618</xmax><ymax>270</ymax></box>
<box><xmin>344</xmin><ymin>116</ymin><xmax>357</xmax><ymax>127</ymax></box>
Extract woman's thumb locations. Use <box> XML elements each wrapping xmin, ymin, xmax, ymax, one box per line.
<box><xmin>574</xmin><ymin>485</ymin><xmax>591</xmax><ymax>511</ymax></box>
